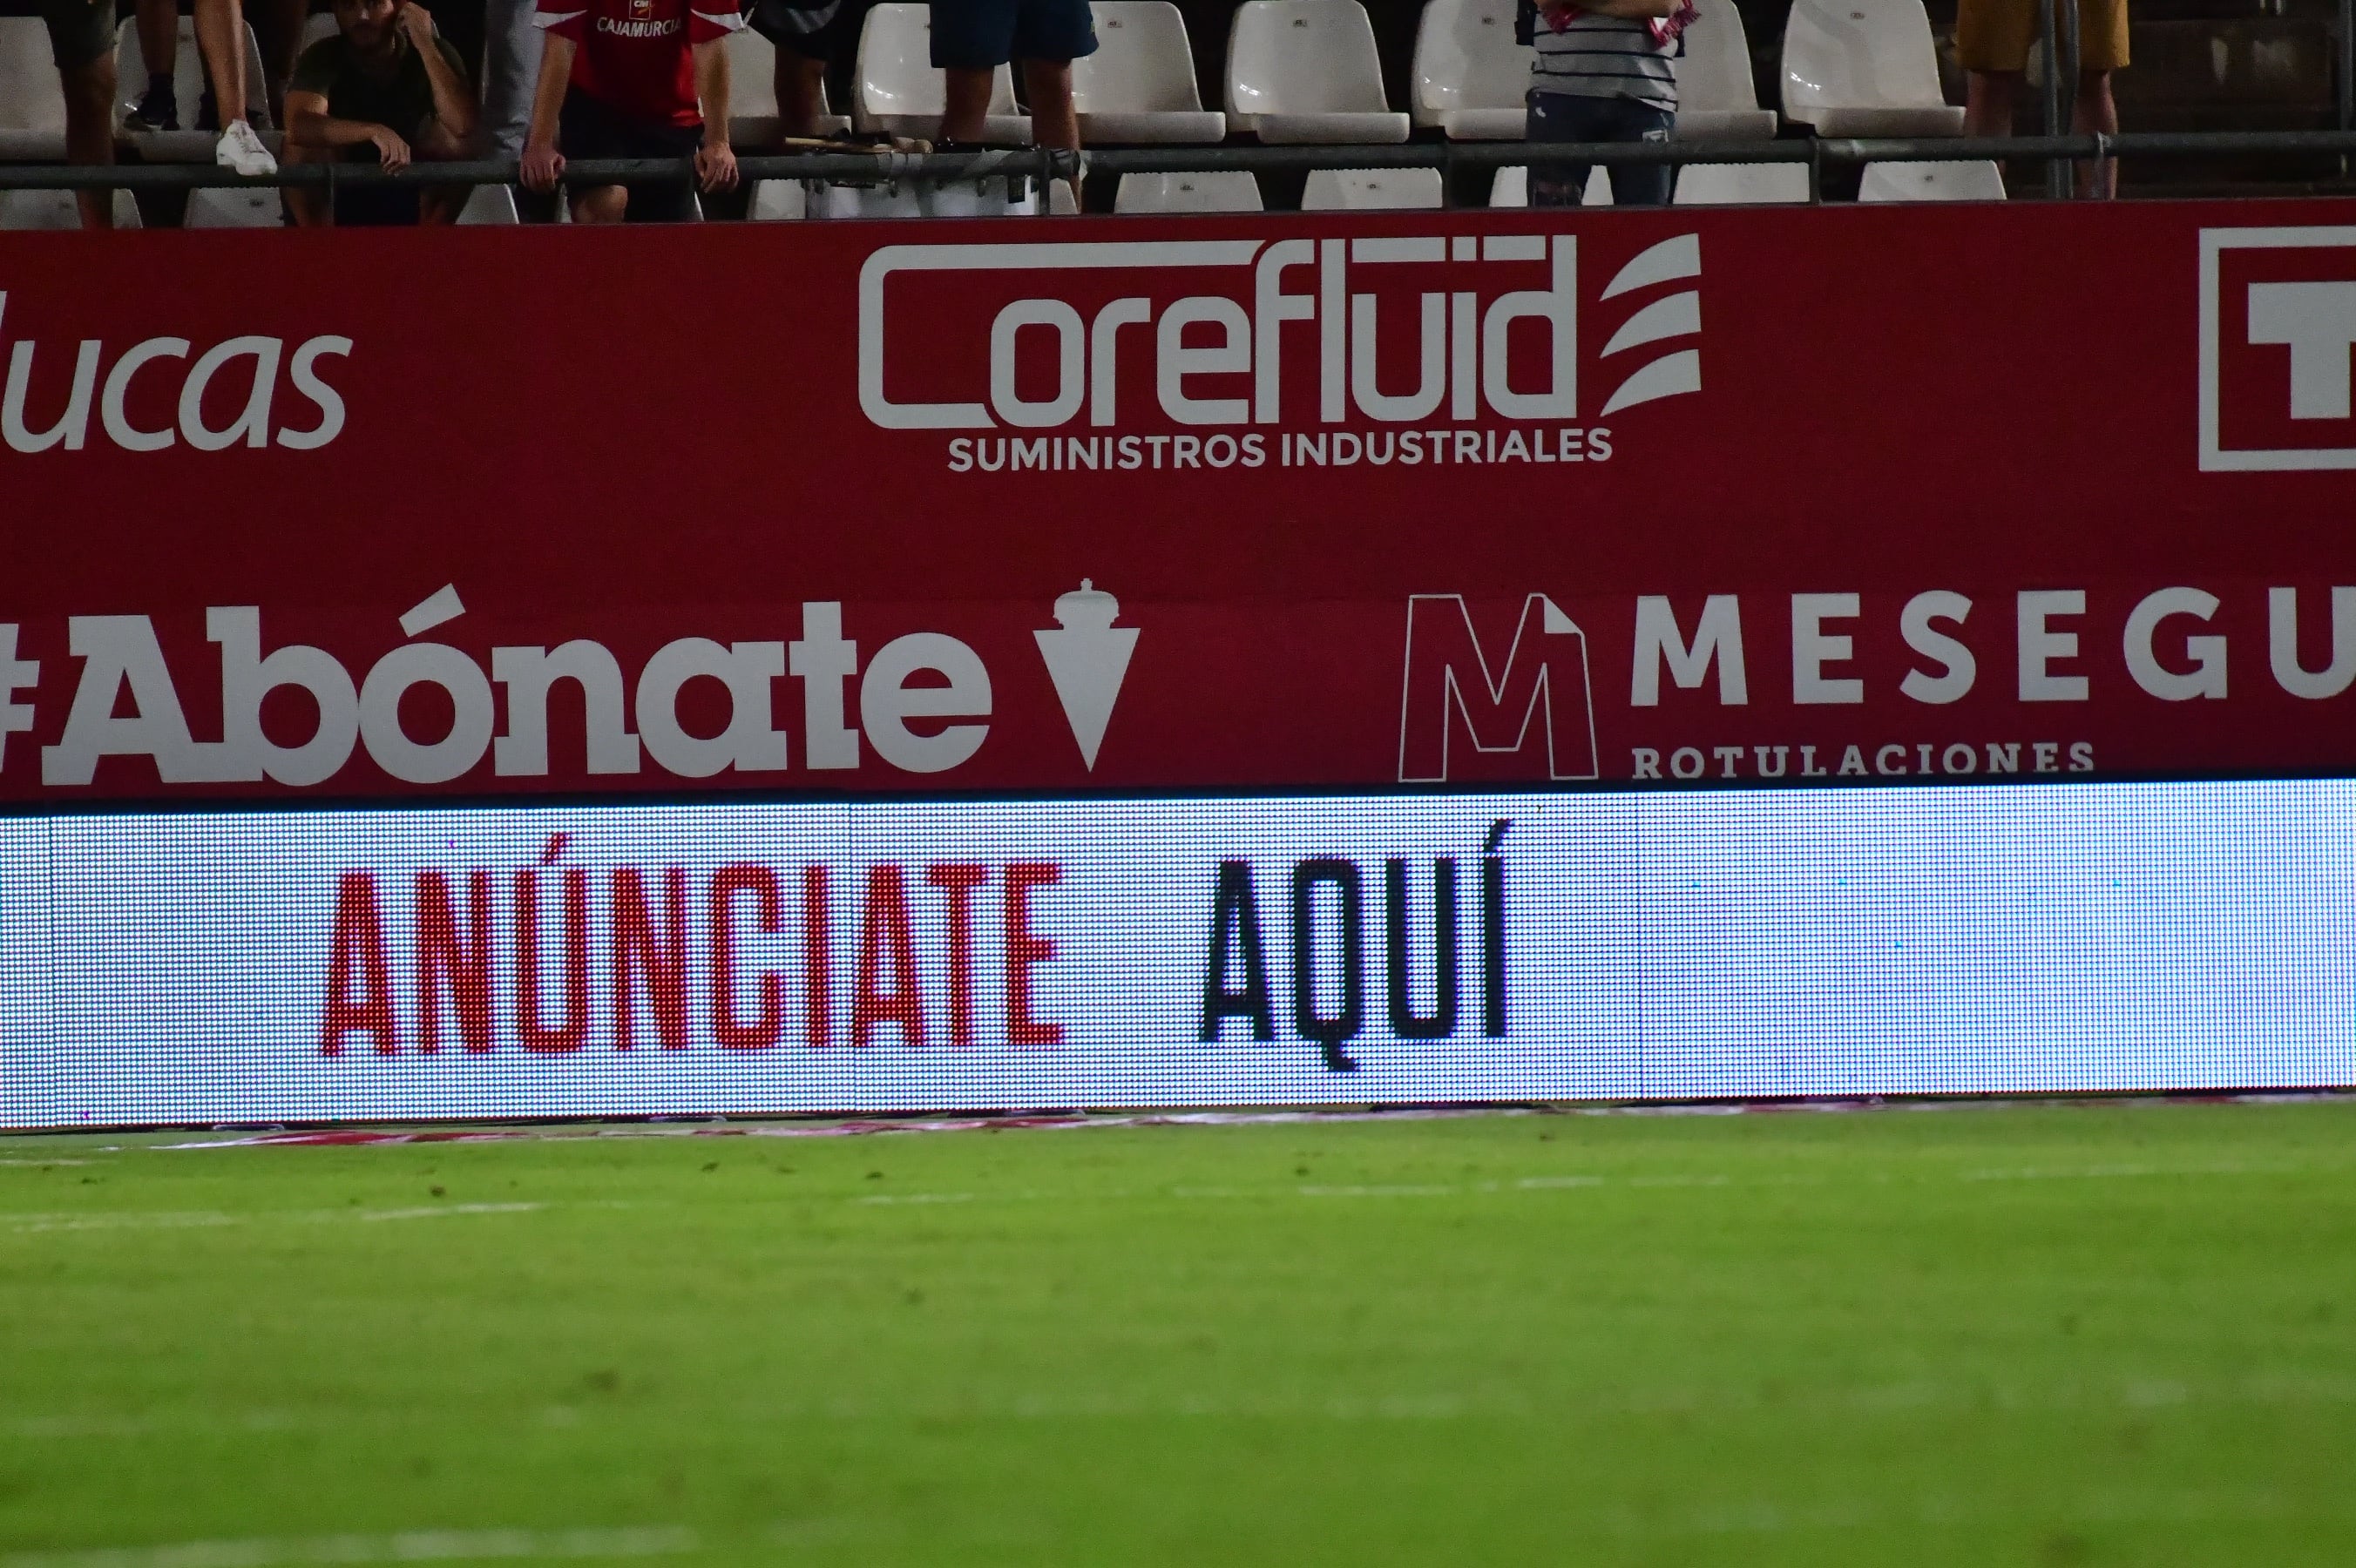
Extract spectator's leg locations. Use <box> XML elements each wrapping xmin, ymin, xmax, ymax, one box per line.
<box><xmin>1018</xmin><ymin>58</ymin><xmax>1080</xmax><ymax>211</ymax></box>
<box><xmin>2072</xmin><ymin>68</ymin><xmax>2116</xmax><ymax>197</ymax></box>
<box><xmin>1524</xmin><ymin>91</ymin><xmax>1594</xmax><ymax>208</ymax></box>
<box><xmin>778</xmin><ymin>51</ymin><xmax>828</xmax><ymax>140</ymax></box>
<box><xmin>1604</xmin><ymin>100</ymin><xmax>1675</xmax><ymax>207</ymax></box>
<box><xmin>60</xmin><ymin>54</ymin><xmax>117</xmax><ymax>231</ymax></box>
<box><xmin>940</xmin><ymin>66</ymin><xmax>994</xmax><ymax>142</ymax></box>
<box><xmin>572</xmin><ymin>185</ymin><xmax>627</xmax><ymax>222</ymax></box>
<box><xmin>192</xmin><ymin>0</ymin><xmax>252</xmax><ymax>127</ymax></box>
<box><xmin>415</xmin><ymin>117</ymin><xmax>471</xmax><ymax>224</ymax></box>
<box><xmin>1962</xmin><ymin>70</ymin><xmax>2018</xmax><ymax>137</ymax></box>
<box><xmin>281</xmin><ymin>135</ymin><xmax>332</xmax><ymax>226</ymax></box>
<box><xmin>247</xmin><ymin>0</ymin><xmax>305</xmax><ymax>125</ymax></box>
<box><xmin>132</xmin><ymin>0</ymin><xmax>179</xmax><ymax>121</ymax></box>
<box><xmin>483</xmin><ymin>0</ymin><xmax>545</xmax><ymax>159</ymax></box>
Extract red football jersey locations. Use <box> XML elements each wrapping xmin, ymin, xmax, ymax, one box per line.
<box><xmin>535</xmin><ymin>0</ymin><xmax>741</xmax><ymax>127</ymax></box>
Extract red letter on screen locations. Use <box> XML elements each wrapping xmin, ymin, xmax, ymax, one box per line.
<box><xmin>802</xmin><ymin>865</ymin><xmax>832</xmax><ymax>1049</ymax></box>
<box><xmin>710</xmin><ymin>863</ymin><xmax>783</xmax><ymax>1051</ymax></box>
<box><xmin>853</xmin><ymin>863</ymin><xmax>925</xmax><ymax>1049</ymax></box>
<box><xmin>926</xmin><ymin>863</ymin><xmax>988</xmax><ymax>1050</ymax></box>
<box><xmin>416</xmin><ymin>869</ymin><xmax>494</xmax><ymax>1053</ymax></box>
<box><xmin>613</xmin><ymin>866</ymin><xmax>690</xmax><ymax>1050</ymax></box>
<box><xmin>1004</xmin><ymin>862</ymin><xmax>1063</xmax><ymax>1047</ymax></box>
<box><xmin>322</xmin><ymin>871</ymin><xmax>399</xmax><ymax>1056</ymax></box>
<box><xmin>516</xmin><ymin>866</ymin><xmax>590</xmax><ymax>1053</ymax></box>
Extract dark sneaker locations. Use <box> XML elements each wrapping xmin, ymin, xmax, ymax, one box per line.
<box><xmin>196</xmin><ymin>88</ymin><xmax>219</xmax><ymax>132</ymax></box>
<box><xmin>123</xmin><ymin>83</ymin><xmax>178</xmax><ymax>133</ymax></box>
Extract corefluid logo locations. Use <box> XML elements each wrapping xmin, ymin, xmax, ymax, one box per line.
<box><xmin>856</xmin><ymin>232</ymin><xmax>1704</xmax><ymax>473</ymax></box>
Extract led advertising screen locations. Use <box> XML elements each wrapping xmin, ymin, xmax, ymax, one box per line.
<box><xmin>1</xmin><ymin>780</ymin><xmax>2347</xmax><ymax>1130</ymax></box>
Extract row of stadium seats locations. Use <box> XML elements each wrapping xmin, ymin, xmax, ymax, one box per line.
<box><xmin>0</xmin><ymin>0</ymin><xmax>1977</xmax><ymax>162</ymax></box>
<box><xmin>725</xmin><ymin>0</ymin><xmax>1960</xmax><ymax>152</ymax></box>
<box><xmin>0</xmin><ymin>0</ymin><xmax>2000</xmax><ymax>226</ymax></box>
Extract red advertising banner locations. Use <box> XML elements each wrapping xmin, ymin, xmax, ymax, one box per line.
<box><xmin>1</xmin><ymin>199</ymin><xmax>2353</xmax><ymax>802</ymax></box>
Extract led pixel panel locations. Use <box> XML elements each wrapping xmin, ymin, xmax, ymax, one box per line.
<box><xmin>2</xmin><ymin>781</ymin><xmax>2350</xmax><ymax>1130</ymax></box>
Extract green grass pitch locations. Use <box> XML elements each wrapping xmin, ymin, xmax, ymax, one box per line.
<box><xmin>3</xmin><ymin>1099</ymin><xmax>2354</xmax><ymax>1567</ymax></box>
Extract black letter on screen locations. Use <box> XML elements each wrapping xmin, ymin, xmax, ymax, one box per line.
<box><xmin>1201</xmin><ymin>860</ymin><xmax>1276</xmax><ymax>1042</ymax></box>
<box><xmin>1384</xmin><ymin>857</ymin><xmax>1459</xmax><ymax>1041</ymax></box>
<box><xmin>1481</xmin><ymin>821</ymin><xmax>1509</xmax><ymax>1038</ymax></box>
<box><xmin>1290</xmin><ymin>857</ymin><xmax>1364</xmax><ymax>1071</ymax></box>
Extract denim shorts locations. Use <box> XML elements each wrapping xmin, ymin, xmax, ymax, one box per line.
<box><xmin>928</xmin><ymin>0</ymin><xmax>1098</xmax><ymax>69</ymax></box>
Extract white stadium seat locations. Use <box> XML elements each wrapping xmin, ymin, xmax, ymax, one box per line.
<box><xmin>723</xmin><ymin>27</ymin><xmax>851</xmax><ymax>147</ymax></box>
<box><xmin>1226</xmin><ymin>0</ymin><xmax>1410</xmax><ymax>144</ymax></box>
<box><xmin>0</xmin><ymin>17</ymin><xmax>69</xmax><ymax>160</ymax></box>
<box><xmin>1410</xmin><ymin>0</ymin><xmax>1526</xmax><ymax>141</ymax></box>
<box><xmin>855</xmin><ymin>3</ymin><xmax>1029</xmax><ymax>142</ymax></box>
<box><xmin>1674</xmin><ymin>0</ymin><xmax>1777</xmax><ymax>139</ymax></box>
<box><xmin>1858</xmin><ymin>159</ymin><xmax>2007</xmax><ymax>200</ymax></box>
<box><xmin>748</xmin><ymin>178</ymin><xmax>808</xmax><ymax>220</ymax></box>
<box><xmin>457</xmin><ymin>184</ymin><xmax>520</xmax><ymax>224</ymax></box>
<box><xmin>1487</xmin><ymin>165</ymin><xmax>1612</xmax><ymax>206</ymax></box>
<box><xmin>300</xmin><ymin>11</ymin><xmax>338</xmax><ymax>49</ymax></box>
<box><xmin>1114</xmin><ymin>170</ymin><xmax>1263</xmax><ymax>211</ymax></box>
<box><xmin>1301</xmin><ymin>166</ymin><xmax>1442</xmax><ymax>209</ymax></box>
<box><xmin>184</xmin><ymin>185</ymin><xmax>283</xmax><ymax>226</ymax></box>
<box><xmin>0</xmin><ymin>187</ymin><xmax>143</xmax><ymax>228</ymax></box>
<box><xmin>117</xmin><ymin>16</ymin><xmax>275</xmax><ymax>160</ymax></box>
<box><xmin>1780</xmin><ymin>0</ymin><xmax>1966</xmax><ymax>136</ymax></box>
<box><xmin>1673</xmin><ymin>161</ymin><xmax>1810</xmax><ymax>202</ymax></box>
<box><xmin>1073</xmin><ymin>3</ymin><xmax>1225</xmax><ymax>142</ymax></box>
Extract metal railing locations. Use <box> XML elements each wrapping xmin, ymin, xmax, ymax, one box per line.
<box><xmin>2342</xmin><ymin>0</ymin><xmax>2354</xmax><ymax>132</ymax></box>
<box><xmin>3</xmin><ymin>131</ymin><xmax>2353</xmax><ymax>206</ymax></box>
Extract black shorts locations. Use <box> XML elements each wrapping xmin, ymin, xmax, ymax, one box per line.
<box><xmin>928</xmin><ymin>0</ymin><xmax>1096</xmax><ymax>69</ymax></box>
<box><xmin>558</xmin><ymin>87</ymin><xmax>705</xmax><ymax>222</ymax></box>
<box><xmin>41</xmin><ymin>0</ymin><xmax>114</xmax><ymax>72</ymax></box>
<box><xmin>745</xmin><ymin>0</ymin><xmax>859</xmax><ymax>61</ymax></box>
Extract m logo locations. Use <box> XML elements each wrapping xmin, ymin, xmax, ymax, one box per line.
<box><xmin>1398</xmin><ymin>595</ymin><xmax>1598</xmax><ymax>782</ymax></box>
<box><xmin>2199</xmin><ymin>226</ymin><xmax>2356</xmax><ymax>471</ymax></box>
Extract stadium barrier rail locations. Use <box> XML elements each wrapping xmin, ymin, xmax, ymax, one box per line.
<box><xmin>1</xmin><ymin>132</ymin><xmax>2354</xmax><ymax>207</ymax></box>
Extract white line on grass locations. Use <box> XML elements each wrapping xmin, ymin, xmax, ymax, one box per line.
<box><xmin>1956</xmin><ymin>1163</ymin><xmax>2274</xmax><ymax>1182</ymax></box>
<box><xmin>3</xmin><ymin>1212</ymin><xmax>240</xmax><ymax>1234</ymax></box>
<box><xmin>0</xmin><ymin>1526</ymin><xmax>698</xmax><ymax>1568</ymax></box>
<box><xmin>3</xmin><ymin>1204</ymin><xmax>547</xmax><ymax>1235</ymax></box>
<box><xmin>355</xmin><ymin>1204</ymin><xmax>545</xmax><ymax>1222</ymax></box>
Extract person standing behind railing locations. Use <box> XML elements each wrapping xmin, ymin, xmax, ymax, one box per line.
<box><xmin>1959</xmin><ymin>0</ymin><xmax>2126</xmax><ymax>196</ymax></box>
<box><xmin>116</xmin><ymin>0</ymin><xmax>281</xmax><ymax>175</ymax></box>
<box><xmin>282</xmin><ymin>0</ymin><xmax>478</xmax><ymax>226</ymax></box>
<box><xmin>743</xmin><ymin>0</ymin><xmax>862</xmax><ymax>140</ymax></box>
<box><xmin>37</xmin><ymin>0</ymin><xmax>119</xmax><ymax>227</ymax></box>
<box><xmin>1518</xmin><ymin>0</ymin><xmax>1695</xmax><ymax>207</ymax></box>
<box><xmin>932</xmin><ymin>0</ymin><xmax>1094</xmax><ymax>212</ymax></box>
<box><xmin>518</xmin><ymin>0</ymin><xmax>743</xmax><ymax>220</ymax></box>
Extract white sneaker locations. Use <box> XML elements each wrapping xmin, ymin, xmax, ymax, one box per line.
<box><xmin>215</xmin><ymin>120</ymin><xmax>277</xmax><ymax>178</ymax></box>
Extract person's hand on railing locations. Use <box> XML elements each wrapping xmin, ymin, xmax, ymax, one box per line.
<box><xmin>520</xmin><ymin>139</ymin><xmax>565</xmax><ymax>193</ymax></box>
<box><xmin>694</xmin><ymin>139</ymin><xmax>738</xmax><ymax>194</ymax></box>
<box><xmin>367</xmin><ymin>126</ymin><xmax>414</xmax><ymax>175</ymax></box>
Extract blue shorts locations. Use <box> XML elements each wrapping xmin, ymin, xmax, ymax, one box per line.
<box><xmin>928</xmin><ymin>0</ymin><xmax>1097</xmax><ymax>68</ymax></box>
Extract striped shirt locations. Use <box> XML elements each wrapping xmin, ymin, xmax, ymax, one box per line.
<box><xmin>1530</xmin><ymin>10</ymin><xmax>1678</xmax><ymax>112</ymax></box>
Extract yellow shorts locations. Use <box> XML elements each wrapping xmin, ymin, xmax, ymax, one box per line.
<box><xmin>1956</xmin><ymin>0</ymin><xmax>2129</xmax><ymax>74</ymax></box>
